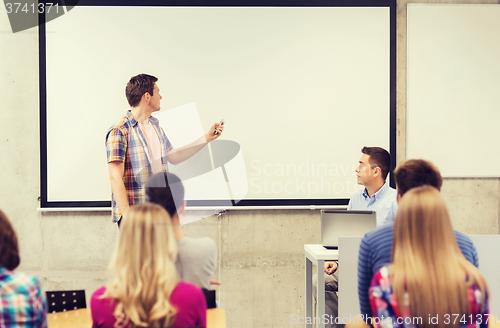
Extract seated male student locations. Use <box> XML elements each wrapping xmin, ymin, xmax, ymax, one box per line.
<box><xmin>145</xmin><ymin>172</ymin><xmax>217</xmax><ymax>290</ymax></box>
<box><xmin>317</xmin><ymin>147</ymin><xmax>398</xmax><ymax>328</ymax></box>
<box><xmin>355</xmin><ymin>159</ymin><xmax>479</xmax><ymax>327</ymax></box>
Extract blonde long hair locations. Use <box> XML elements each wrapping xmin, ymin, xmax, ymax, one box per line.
<box><xmin>104</xmin><ymin>203</ymin><xmax>178</xmax><ymax>328</ymax></box>
<box><xmin>391</xmin><ymin>186</ymin><xmax>488</xmax><ymax>328</ymax></box>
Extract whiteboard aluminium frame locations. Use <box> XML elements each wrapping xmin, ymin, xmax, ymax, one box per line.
<box><xmin>39</xmin><ymin>0</ymin><xmax>397</xmax><ymax>210</ymax></box>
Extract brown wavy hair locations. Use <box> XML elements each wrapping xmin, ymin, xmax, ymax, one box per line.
<box><xmin>0</xmin><ymin>210</ymin><xmax>20</xmax><ymax>270</ymax></box>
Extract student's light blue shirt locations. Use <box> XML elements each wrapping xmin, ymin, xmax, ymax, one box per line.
<box><xmin>347</xmin><ymin>182</ymin><xmax>397</xmax><ymax>226</ymax></box>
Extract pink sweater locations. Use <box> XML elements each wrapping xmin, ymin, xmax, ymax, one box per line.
<box><xmin>91</xmin><ymin>281</ymin><xmax>207</xmax><ymax>328</ymax></box>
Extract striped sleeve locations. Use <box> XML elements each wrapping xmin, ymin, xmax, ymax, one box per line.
<box><xmin>454</xmin><ymin>231</ymin><xmax>479</xmax><ymax>267</ymax></box>
<box><xmin>358</xmin><ymin>225</ymin><xmax>395</xmax><ymax>321</ymax></box>
<box><xmin>358</xmin><ymin>234</ymin><xmax>375</xmax><ymax>320</ymax></box>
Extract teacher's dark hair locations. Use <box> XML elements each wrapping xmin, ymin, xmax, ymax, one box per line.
<box><xmin>361</xmin><ymin>146</ymin><xmax>391</xmax><ymax>180</ymax></box>
<box><xmin>125</xmin><ymin>74</ymin><xmax>158</xmax><ymax>107</ymax></box>
<box><xmin>0</xmin><ymin>210</ymin><xmax>20</xmax><ymax>270</ymax></box>
<box><xmin>145</xmin><ymin>172</ymin><xmax>185</xmax><ymax>218</ymax></box>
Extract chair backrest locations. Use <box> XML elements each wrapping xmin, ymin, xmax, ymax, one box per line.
<box><xmin>201</xmin><ymin>288</ymin><xmax>216</xmax><ymax>309</ymax></box>
<box><xmin>46</xmin><ymin>290</ymin><xmax>86</xmax><ymax>313</ymax></box>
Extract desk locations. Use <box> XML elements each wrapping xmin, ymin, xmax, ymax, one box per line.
<box><xmin>304</xmin><ymin>244</ymin><xmax>339</xmax><ymax>328</ymax></box>
<box><xmin>207</xmin><ymin>308</ymin><xmax>227</xmax><ymax>328</ymax></box>
<box><xmin>47</xmin><ymin>308</ymin><xmax>226</xmax><ymax>328</ymax></box>
<box><xmin>47</xmin><ymin>309</ymin><xmax>91</xmax><ymax>328</ymax></box>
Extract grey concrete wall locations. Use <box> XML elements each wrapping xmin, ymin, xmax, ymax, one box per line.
<box><xmin>1</xmin><ymin>1</ymin><xmax>499</xmax><ymax>328</ymax></box>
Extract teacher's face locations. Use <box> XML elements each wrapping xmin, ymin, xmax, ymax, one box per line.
<box><xmin>149</xmin><ymin>83</ymin><xmax>162</xmax><ymax>111</ymax></box>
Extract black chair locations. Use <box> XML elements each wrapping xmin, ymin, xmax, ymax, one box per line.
<box><xmin>201</xmin><ymin>288</ymin><xmax>216</xmax><ymax>309</ymax></box>
<box><xmin>46</xmin><ymin>290</ymin><xmax>87</xmax><ymax>313</ymax></box>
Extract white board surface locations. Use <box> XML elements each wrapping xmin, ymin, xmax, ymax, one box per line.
<box><xmin>407</xmin><ymin>4</ymin><xmax>500</xmax><ymax>178</ymax></box>
<box><xmin>44</xmin><ymin>6</ymin><xmax>391</xmax><ymax>204</ymax></box>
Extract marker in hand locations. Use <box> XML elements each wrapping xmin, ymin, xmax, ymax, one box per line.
<box><xmin>214</xmin><ymin>119</ymin><xmax>224</xmax><ymax>135</ymax></box>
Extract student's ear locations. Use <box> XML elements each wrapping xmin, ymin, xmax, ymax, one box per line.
<box><xmin>177</xmin><ymin>200</ymin><xmax>187</xmax><ymax>216</ymax></box>
<box><xmin>397</xmin><ymin>193</ymin><xmax>402</xmax><ymax>204</ymax></box>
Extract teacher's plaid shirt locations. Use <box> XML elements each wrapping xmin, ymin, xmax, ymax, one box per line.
<box><xmin>106</xmin><ymin>111</ymin><xmax>172</xmax><ymax>223</ymax></box>
<box><xmin>0</xmin><ymin>267</ymin><xmax>47</xmax><ymax>328</ymax></box>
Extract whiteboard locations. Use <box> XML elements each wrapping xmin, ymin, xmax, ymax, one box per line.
<box><xmin>407</xmin><ymin>4</ymin><xmax>500</xmax><ymax>178</ymax></box>
<box><xmin>41</xmin><ymin>4</ymin><xmax>394</xmax><ymax>207</ymax></box>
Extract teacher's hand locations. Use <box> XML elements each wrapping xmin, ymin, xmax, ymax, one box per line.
<box><xmin>206</xmin><ymin>121</ymin><xmax>225</xmax><ymax>142</ymax></box>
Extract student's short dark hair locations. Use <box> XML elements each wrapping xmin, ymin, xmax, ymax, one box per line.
<box><xmin>361</xmin><ymin>146</ymin><xmax>391</xmax><ymax>180</ymax></box>
<box><xmin>0</xmin><ymin>210</ymin><xmax>20</xmax><ymax>270</ymax></box>
<box><xmin>394</xmin><ymin>159</ymin><xmax>443</xmax><ymax>196</ymax></box>
<box><xmin>125</xmin><ymin>74</ymin><xmax>158</xmax><ymax>107</ymax></box>
<box><xmin>145</xmin><ymin>172</ymin><xmax>185</xmax><ymax>218</ymax></box>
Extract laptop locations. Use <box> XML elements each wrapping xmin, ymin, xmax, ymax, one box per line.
<box><xmin>321</xmin><ymin>210</ymin><xmax>377</xmax><ymax>249</ymax></box>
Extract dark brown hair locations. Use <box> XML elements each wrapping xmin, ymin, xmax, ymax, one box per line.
<box><xmin>125</xmin><ymin>74</ymin><xmax>158</xmax><ymax>107</ymax></box>
<box><xmin>145</xmin><ymin>172</ymin><xmax>185</xmax><ymax>219</ymax></box>
<box><xmin>361</xmin><ymin>146</ymin><xmax>391</xmax><ymax>180</ymax></box>
<box><xmin>394</xmin><ymin>159</ymin><xmax>443</xmax><ymax>196</ymax></box>
<box><xmin>0</xmin><ymin>210</ymin><xmax>20</xmax><ymax>270</ymax></box>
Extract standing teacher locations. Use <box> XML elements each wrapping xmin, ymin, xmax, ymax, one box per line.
<box><xmin>106</xmin><ymin>73</ymin><xmax>224</xmax><ymax>226</ymax></box>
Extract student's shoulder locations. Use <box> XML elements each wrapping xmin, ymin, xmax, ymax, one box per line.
<box><xmin>181</xmin><ymin>236</ymin><xmax>216</xmax><ymax>249</ymax></box>
<box><xmin>387</xmin><ymin>186</ymin><xmax>398</xmax><ymax>199</ymax></box>
<box><xmin>199</xmin><ymin>236</ymin><xmax>217</xmax><ymax>248</ymax></box>
<box><xmin>0</xmin><ymin>270</ymin><xmax>45</xmax><ymax>317</ymax></box>
<box><xmin>380</xmin><ymin>184</ymin><xmax>397</xmax><ymax>202</ymax></box>
<box><xmin>386</xmin><ymin>185</ymin><xmax>397</xmax><ymax>194</ymax></box>
<box><xmin>347</xmin><ymin>188</ymin><xmax>365</xmax><ymax>208</ymax></box>
<box><xmin>0</xmin><ymin>268</ymin><xmax>41</xmax><ymax>295</ymax></box>
<box><xmin>172</xmin><ymin>281</ymin><xmax>205</xmax><ymax>300</ymax></box>
<box><xmin>365</xmin><ymin>223</ymin><xmax>394</xmax><ymax>240</ymax></box>
<box><xmin>361</xmin><ymin>223</ymin><xmax>394</xmax><ymax>247</ymax></box>
<box><xmin>453</xmin><ymin>230</ymin><xmax>476</xmax><ymax>250</ymax></box>
<box><xmin>170</xmin><ymin>282</ymin><xmax>207</xmax><ymax>315</ymax></box>
<box><xmin>349</xmin><ymin>188</ymin><xmax>364</xmax><ymax>199</ymax></box>
<box><xmin>174</xmin><ymin>281</ymin><xmax>201</xmax><ymax>291</ymax></box>
<box><xmin>91</xmin><ymin>286</ymin><xmax>107</xmax><ymax>299</ymax></box>
<box><xmin>178</xmin><ymin>237</ymin><xmax>217</xmax><ymax>264</ymax></box>
<box><xmin>453</xmin><ymin>229</ymin><xmax>473</xmax><ymax>241</ymax></box>
<box><xmin>90</xmin><ymin>286</ymin><xmax>110</xmax><ymax>307</ymax></box>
